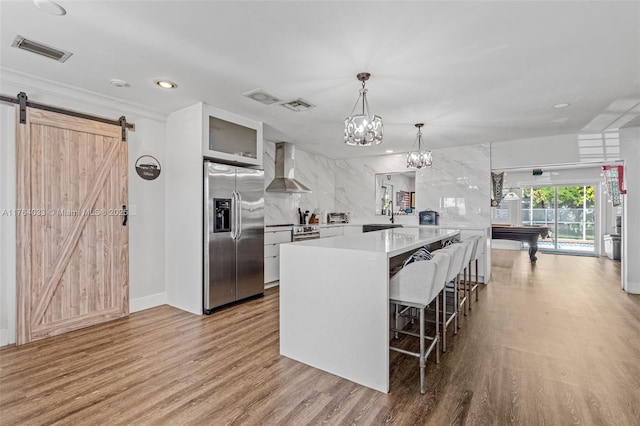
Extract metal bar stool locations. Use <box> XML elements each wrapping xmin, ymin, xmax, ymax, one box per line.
<box><xmin>439</xmin><ymin>243</ymin><xmax>467</xmax><ymax>352</ymax></box>
<box><xmin>460</xmin><ymin>237</ymin><xmax>479</xmax><ymax>315</ymax></box>
<box><xmin>456</xmin><ymin>239</ymin><xmax>474</xmax><ymax>318</ymax></box>
<box><xmin>465</xmin><ymin>236</ymin><xmax>483</xmax><ymax>310</ymax></box>
<box><xmin>389</xmin><ymin>251</ymin><xmax>451</xmax><ymax>394</ymax></box>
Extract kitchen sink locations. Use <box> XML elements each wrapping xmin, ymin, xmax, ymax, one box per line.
<box><xmin>362</xmin><ymin>224</ymin><xmax>403</xmax><ymax>233</ymax></box>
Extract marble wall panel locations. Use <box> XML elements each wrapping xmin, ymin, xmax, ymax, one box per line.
<box><xmin>263</xmin><ymin>141</ymin><xmax>491</xmax><ymax>227</ymax></box>
<box><xmin>335</xmin><ymin>144</ymin><xmax>492</xmax><ymax>226</ymax></box>
<box><xmin>263</xmin><ymin>141</ymin><xmax>336</xmax><ymax>225</ymax></box>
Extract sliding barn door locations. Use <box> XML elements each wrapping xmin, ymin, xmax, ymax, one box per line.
<box><xmin>16</xmin><ymin>108</ymin><xmax>129</xmax><ymax>345</ymax></box>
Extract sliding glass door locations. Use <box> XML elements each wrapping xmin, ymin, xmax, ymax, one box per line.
<box><xmin>522</xmin><ymin>185</ymin><xmax>595</xmax><ymax>254</ymax></box>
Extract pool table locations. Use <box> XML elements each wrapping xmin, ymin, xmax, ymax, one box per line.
<box><xmin>492</xmin><ymin>225</ymin><xmax>550</xmax><ymax>262</ymax></box>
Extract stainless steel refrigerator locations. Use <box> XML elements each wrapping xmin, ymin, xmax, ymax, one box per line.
<box><xmin>204</xmin><ymin>161</ymin><xmax>264</xmax><ymax>313</ymax></box>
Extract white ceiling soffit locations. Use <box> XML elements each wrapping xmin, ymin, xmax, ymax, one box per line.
<box><xmin>0</xmin><ymin>1</ymin><xmax>638</xmax><ymax>159</ymax></box>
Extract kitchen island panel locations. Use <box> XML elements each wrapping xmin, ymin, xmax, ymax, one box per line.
<box><xmin>280</xmin><ymin>244</ymin><xmax>390</xmax><ymax>392</ymax></box>
<box><xmin>279</xmin><ymin>227</ymin><xmax>459</xmax><ymax>393</ymax></box>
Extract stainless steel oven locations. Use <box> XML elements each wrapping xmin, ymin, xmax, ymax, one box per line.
<box><xmin>292</xmin><ymin>225</ymin><xmax>320</xmax><ymax>241</ymax></box>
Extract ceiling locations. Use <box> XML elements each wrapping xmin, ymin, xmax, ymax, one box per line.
<box><xmin>1</xmin><ymin>1</ymin><xmax>639</xmax><ymax>159</ymax></box>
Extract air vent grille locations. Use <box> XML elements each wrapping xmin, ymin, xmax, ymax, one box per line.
<box><xmin>11</xmin><ymin>35</ymin><xmax>73</xmax><ymax>62</ymax></box>
<box><xmin>281</xmin><ymin>98</ymin><xmax>315</xmax><ymax>112</ymax></box>
<box><xmin>243</xmin><ymin>88</ymin><xmax>281</xmax><ymax>105</ymax></box>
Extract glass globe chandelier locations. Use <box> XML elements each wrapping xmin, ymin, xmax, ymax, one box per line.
<box><xmin>406</xmin><ymin>123</ymin><xmax>432</xmax><ymax>169</ymax></box>
<box><xmin>344</xmin><ymin>72</ymin><xmax>383</xmax><ymax>146</ymax></box>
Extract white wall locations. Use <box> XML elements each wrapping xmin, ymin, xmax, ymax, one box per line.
<box><xmin>165</xmin><ymin>103</ymin><xmax>203</xmax><ymax>314</ymax></box>
<box><xmin>491</xmin><ymin>134</ymin><xmax>581</xmax><ymax>170</ymax></box>
<box><xmin>0</xmin><ymin>71</ymin><xmax>167</xmax><ymax>345</ymax></box>
<box><xmin>619</xmin><ymin>127</ymin><xmax>639</xmax><ymax>293</ymax></box>
<box><xmin>0</xmin><ymin>104</ymin><xmax>17</xmax><ymax>346</ymax></box>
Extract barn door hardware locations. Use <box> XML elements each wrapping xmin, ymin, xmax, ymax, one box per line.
<box><xmin>0</xmin><ymin>92</ymin><xmax>135</xmax><ymax>139</ymax></box>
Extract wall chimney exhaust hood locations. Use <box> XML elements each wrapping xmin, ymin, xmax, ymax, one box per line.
<box><xmin>266</xmin><ymin>142</ymin><xmax>311</xmax><ymax>193</ymax></box>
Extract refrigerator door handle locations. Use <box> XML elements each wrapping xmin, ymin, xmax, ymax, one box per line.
<box><xmin>237</xmin><ymin>191</ymin><xmax>243</xmax><ymax>239</ymax></box>
<box><xmin>231</xmin><ymin>191</ymin><xmax>238</xmax><ymax>240</ymax></box>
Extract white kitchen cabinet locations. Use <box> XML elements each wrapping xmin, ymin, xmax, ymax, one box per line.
<box><xmin>166</xmin><ymin>103</ymin><xmax>264</xmax><ymax>314</ymax></box>
<box><xmin>264</xmin><ymin>229</ymin><xmax>291</xmax><ymax>284</ymax></box>
<box><xmin>344</xmin><ymin>225</ymin><xmax>363</xmax><ymax>235</ymax></box>
<box><xmin>202</xmin><ymin>104</ymin><xmax>263</xmax><ymax>167</ymax></box>
<box><xmin>264</xmin><ymin>257</ymin><xmax>280</xmax><ymax>284</ymax></box>
<box><xmin>320</xmin><ymin>226</ymin><xmax>343</xmax><ymax>238</ymax></box>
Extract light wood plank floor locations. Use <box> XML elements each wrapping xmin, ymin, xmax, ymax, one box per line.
<box><xmin>1</xmin><ymin>250</ymin><xmax>638</xmax><ymax>425</ymax></box>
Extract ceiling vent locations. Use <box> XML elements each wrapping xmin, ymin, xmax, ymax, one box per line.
<box><xmin>281</xmin><ymin>99</ymin><xmax>315</xmax><ymax>112</ymax></box>
<box><xmin>11</xmin><ymin>35</ymin><xmax>72</xmax><ymax>62</ymax></box>
<box><xmin>243</xmin><ymin>88</ymin><xmax>281</xmax><ymax>105</ymax></box>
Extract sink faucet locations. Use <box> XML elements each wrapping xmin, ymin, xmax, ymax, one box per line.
<box><xmin>389</xmin><ymin>199</ymin><xmax>395</xmax><ymax>224</ymax></box>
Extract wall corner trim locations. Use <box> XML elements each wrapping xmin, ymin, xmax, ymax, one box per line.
<box><xmin>130</xmin><ymin>292</ymin><xmax>168</xmax><ymax>313</ymax></box>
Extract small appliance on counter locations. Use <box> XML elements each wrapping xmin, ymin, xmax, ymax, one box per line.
<box><xmin>419</xmin><ymin>210</ymin><xmax>439</xmax><ymax>225</ymax></box>
<box><xmin>327</xmin><ymin>212</ymin><xmax>349</xmax><ymax>224</ymax></box>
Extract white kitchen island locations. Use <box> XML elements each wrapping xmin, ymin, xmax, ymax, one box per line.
<box><xmin>279</xmin><ymin>227</ymin><xmax>460</xmax><ymax>393</ymax></box>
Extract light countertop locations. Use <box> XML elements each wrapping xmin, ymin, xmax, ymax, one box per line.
<box><xmin>284</xmin><ymin>227</ymin><xmax>459</xmax><ymax>257</ymax></box>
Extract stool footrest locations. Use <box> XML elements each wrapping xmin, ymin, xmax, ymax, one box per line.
<box><xmin>390</xmin><ymin>338</ymin><xmax>439</xmax><ymax>360</ymax></box>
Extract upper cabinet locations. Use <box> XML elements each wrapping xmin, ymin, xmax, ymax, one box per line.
<box><xmin>202</xmin><ymin>104</ymin><xmax>263</xmax><ymax>167</ymax></box>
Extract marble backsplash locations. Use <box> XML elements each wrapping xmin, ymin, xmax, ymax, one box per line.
<box><xmin>264</xmin><ymin>140</ymin><xmax>491</xmax><ymax>227</ymax></box>
<box><xmin>263</xmin><ymin>141</ymin><xmax>336</xmax><ymax>225</ymax></box>
<box><xmin>334</xmin><ymin>144</ymin><xmax>492</xmax><ymax>227</ymax></box>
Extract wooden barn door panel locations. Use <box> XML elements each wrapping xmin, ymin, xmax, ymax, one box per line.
<box><xmin>16</xmin><ymin>108</ymin><xmax>129</xmax><ymax>345</ymax></box>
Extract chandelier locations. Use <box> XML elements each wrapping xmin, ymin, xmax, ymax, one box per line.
<box><xmin>406</xmin><ymin>123</ymin><xmax>432</xmax><ymax>169</ymax></box>
<box><xmin>344</xmin><ymin>72</ymin><xmax>383</xmax><ymax>146</ymax></box>
<box><xmin>502</xmin><ymin>188</ymin><xmax>520</xmax><ymax>201</ymax></box>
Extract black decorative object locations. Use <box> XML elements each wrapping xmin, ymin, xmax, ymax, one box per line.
<box><xmin>491</xmin><ymin>172</ymin><xmax>504</xmax><ymax>206</ymax></box>
<box><xmin>135</xmin><ymin>155</ymin><xmax>161</xmax><ymax>180</ymax></box>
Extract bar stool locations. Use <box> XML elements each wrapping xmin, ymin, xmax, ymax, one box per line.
<box><xmin>389</xmin><ymin>251</ymin><xmax>451</xmax><ymax>394</ymax></box>
<box><xmin>439</xmin><ymin>243</ymin><xmax>466</xmax><ymax>352</ymax></box>
<box><xmin>465</xmin><ymin>236</ymin><xmax>483</xmax><ymax>310</ymax></box>
<box><xmin>460</xmin><ymin>237</ymin><xmax>479</xmax><ymax>315</ymax></box>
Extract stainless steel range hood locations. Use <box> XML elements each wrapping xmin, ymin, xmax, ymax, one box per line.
<box><xmin>266</xmin><ymin>142</ymin><xmax>311</xmax><ymax>193</ymax></box>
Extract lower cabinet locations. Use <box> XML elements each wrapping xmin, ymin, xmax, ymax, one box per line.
<box><xmin>264</xmin><ymin>230</ymin><xmax>292</xmax><ymax>284</ymax></box>
<box><xmin>320</xmin><ymin>226</ymin><xmax>343</xmax><ymax>238</ymax></box>
<box><xmin>344</xmin><ymin>225</ymin><xmax>363</xmax><ymax>235</ymax></box>
<box><xmin>264</xmin><ymin>256</ymin><xmax>280</xmax><ymax>283</ymax></box>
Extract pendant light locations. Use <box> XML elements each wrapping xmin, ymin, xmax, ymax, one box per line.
<box><xmin>344</xmin><ymin>72</ymin><xmax>383</xmax><ymax>146</ymax></box>
<box><xmin>406</xmin><ymin>123</ymin><xmax>432</xmax><ymax>169</ymax></box>
<box><xmin>503</xmin><ymin>188</ymin><xmax>520</xmax><ymax>201</ymax></box>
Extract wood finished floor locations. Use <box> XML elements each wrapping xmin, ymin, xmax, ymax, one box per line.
<box><xmin>1</xmin><ymin>250</ymin><xmax>638</xmax><ymax>425</ymax></box>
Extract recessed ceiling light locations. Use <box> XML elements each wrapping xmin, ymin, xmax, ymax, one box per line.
<box><xmin>33</xmin><ymin>0</ymin><xmax>66</xmax><ymax>15</ymax></box>
<box><xmin>110</xmin><ymin>79</ymin><xmax>129</xmax><ymax>88</ymax></box>
<box><xmin>154</xmin><ymin>80</ymin><xmax>177</xmax><ymax>89</ymax></box>
<box><xmin>553</xmin><ymin>102</ymin><xmax>570</xmax><ymax>109</ymax></box>
<box><xmin>385</xmin><ymin>150</ymin><xmax>394</xmax><ymax>153</ymax></box>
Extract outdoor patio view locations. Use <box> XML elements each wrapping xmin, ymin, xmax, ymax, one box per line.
<box><xmin>521</xmin><ymin>185</ymin><xmax>595</xmax><ymax>253</ymax></box>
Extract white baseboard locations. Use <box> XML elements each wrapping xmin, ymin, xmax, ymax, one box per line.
<box><xmin>625</xmin><ymin>280</ymin><xmax>640</xmax><ymax>294</ymax></box>
<box><xmin>0</xmin><ymin>329</ymin><xmax>9</xmax><ymax>347</ymax></box>
<box><xmin>130</xmin><ymin>292</ymin><xmax>167</xmax><ymax>313</ymax></box>
<box><xmin>265</xmin><ymin>281</ymin><xmax>279</xmax><ymax>289</ymax></box>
